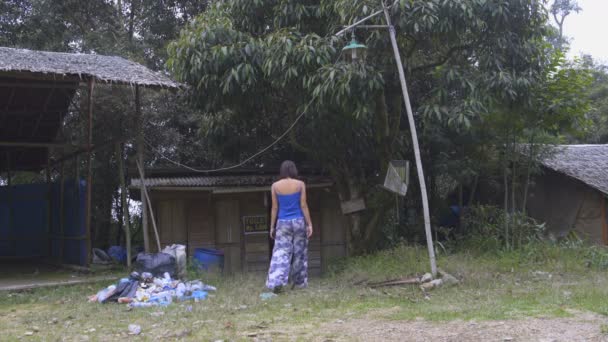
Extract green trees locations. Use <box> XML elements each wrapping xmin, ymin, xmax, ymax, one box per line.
<box><xmin>167</xmin><ymin>0</ymin><xmax>572</xmax><ymax>251</ymax></box>
<box><xmin>1</xmin><ymin>0</ymin><xmax>598</xmax><ymax>252</ymax></box>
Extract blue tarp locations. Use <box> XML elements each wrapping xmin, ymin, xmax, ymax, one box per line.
<box><xmin>0</xmin><ymin>180</ymin><xmax>87</xmax><ymax>265</ymax></box>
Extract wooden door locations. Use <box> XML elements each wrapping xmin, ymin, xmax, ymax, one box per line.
<box><xmin>157</xmin><ymin>199</ymin><xmax>187</xmax><ymax>250</ymax></box>
<box><xmin>215</xmin><ymin>199</ymin><xmax>241</xmax><ymax>273</ymax></box>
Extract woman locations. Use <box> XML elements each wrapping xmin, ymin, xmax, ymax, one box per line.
<box><xmin>266</xmin><ymin>160</ymin><xmax>313</xmax><ymax>292</ymax></box>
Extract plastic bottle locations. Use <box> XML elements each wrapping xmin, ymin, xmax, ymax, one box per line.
<box><xmin>180</xmin><ymin>290</ymin><xmax>207</xmax><ymax>302</ymax></box>
<box><xmin>175</xmin><ymin>283</ymin><xmax>186</xmax><ymax>297</ymax></box>
<box><xmin>149</xmin><ymin>291</ymin><xmax>172</xmax><ymax>306</ymax></box>
<box><xmin>129</xmin><ymin>302</ymin><xmax>158</xmax><ymax>308</ymax></box>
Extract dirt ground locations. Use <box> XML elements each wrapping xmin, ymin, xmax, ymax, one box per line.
<box><xmin>0</xmin><ymin>260</ymin><xmax>118</xmax><ymax>291</ymax></box>
<box><xmin>251</xmin><ymin>310</ymin><xmax>608</xmax><ymax>342</ymax></box>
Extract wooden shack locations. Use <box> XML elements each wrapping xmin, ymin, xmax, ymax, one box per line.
<box><xmin>527</xmin><ymin>145</ymin><xmax>608</xmax><ymax>244</ymax></box>
<box><xmin>131</xmin><ymin>171</ymin><xmax>348</xmax><ymax>275</ymax></box>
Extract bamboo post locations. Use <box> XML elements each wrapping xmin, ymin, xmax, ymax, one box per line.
<box><xmin>74</xmin><ymin>153</ymin><xmax>80</xmax><ymax>259</ymax></box>
<box><xmin>85</xmin><ymin>78</ymin><xmax>95</xmax><ymax>264</ymax></box>
<box><xmin>602</xmin><ymin>196</ymin><xmax>607</xmax><ymax>246</ymax></box>
<box><xmin>136</xmin><ymin>159</ymin><xmax>161</xmax><ymax>252</ymax></box>
<box><xmin>6</xmin><ymin>152</ymin><xmax>12</xmax><ymax>251</ymax></box>
<box><xmin>46</xmin><ymin>148</ymin><xmax>52</xmax><ymax>259</ymax></box>
<box><xmin>382</xmin><ymin>2</ymin><xmax>437</xmax><ymax>276</ymax></box>
<box><xmin>116</xmin><ymin>143</ymin><xmax>132</xmax><ymax>267</ymax></box>
<box><xmin>135</xmin><ymin>85</ymin><xmax>150</xmax><ymax>252</ymax></box>
<box><xmin>59</xmin><ymin>158</ymin><xmax>65</xmax><ymax>262</ymax></box>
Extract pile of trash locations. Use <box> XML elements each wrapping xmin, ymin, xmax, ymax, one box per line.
<box><xmin>88</xmin><ymin>271</ymin><xmax>216</xmax><ymax>308</ymax></box>
<box><xmin>89</xmin><ymin>245</ymin><xmax>214</xmax><ymax>308</ymax></box>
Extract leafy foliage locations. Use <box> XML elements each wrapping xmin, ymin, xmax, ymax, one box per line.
<box><xmin>167</xmin><ymin>0</ymin><xmax>566</xmax><ymax>252</ymax></box>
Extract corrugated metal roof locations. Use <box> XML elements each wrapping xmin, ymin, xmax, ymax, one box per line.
<box><xmin>130</xmin><ymin>175</ymin><xmax>332</xmax><ymax>189</ymax></box>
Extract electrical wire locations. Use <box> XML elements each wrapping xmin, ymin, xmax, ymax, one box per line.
<box><xmin>143</xmin><ymin>97</ymin><xmax>316</xmax><ymax>173</ymax></box>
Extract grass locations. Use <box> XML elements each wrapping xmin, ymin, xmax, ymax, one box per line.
<box><xmin>1</xmin><ymin>242</ymin><xmax>608</xmax><ymax>340</ymax></box>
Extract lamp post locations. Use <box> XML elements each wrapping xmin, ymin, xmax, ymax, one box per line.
<box><xmin>337</xmin><ymin>1</ymin><xmax>437</xmax><ymax>276</ymax></box>
<box><xmin>342</xmin><ymin>35</ymin><xmax>367</xmax><ymax>63</ymax></box>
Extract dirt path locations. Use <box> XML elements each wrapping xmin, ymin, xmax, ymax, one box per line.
<box><xmin>309</xmin><ymin>311</ymin><xmax>608</xmax><ymax>342</ymax></box>
<box><xmin>246</xmin><ymin>310</ymin><xmax>608</xmax><ymax>341</ymax></box>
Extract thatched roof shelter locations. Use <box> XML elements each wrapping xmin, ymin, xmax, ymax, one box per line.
<box><xmin>0</xmin><ymin>47</ymin><xmax>182</xmax><ymax>171</ymax></box>
<box><xmin>540</xmin><ymin>145</ymin><xmax>608</xmax><ymax>195</ymax></box>
<box><xmin>0</xmin><ymin>47</ymin><xmax>181</xmax><ymax>88</ymax></box>
<box><xmin>0</xmin><ymin>47</ymin><xmax>183</xmax><ymax>263</ymax></box>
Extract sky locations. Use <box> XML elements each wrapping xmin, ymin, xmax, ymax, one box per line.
<box><xmin>562</xmin><ymin>0</ymin><xmax>608</xmax><ymax>63</ymax></box>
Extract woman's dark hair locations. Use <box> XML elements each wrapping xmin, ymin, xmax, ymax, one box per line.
<box><xmin>279</xmin><ymin>160</ymin><xmax>298</xmax><ymax>179</ymax></box>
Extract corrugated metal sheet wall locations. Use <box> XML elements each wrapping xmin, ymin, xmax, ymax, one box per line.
<box><xmin>0</xmin><ymin>180</ymin><xmax>87</xmax><ymax>265</ymax></box>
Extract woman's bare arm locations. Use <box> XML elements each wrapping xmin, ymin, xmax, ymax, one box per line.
<box><xmin>300</xmin><ymin>182</ymin><xmax>313</xmax><ymax>238</ymax></box>
<box><xmin>270</xmin><ymin>183</ymin><xmax>278</xmax><ymax>239</ymax></box>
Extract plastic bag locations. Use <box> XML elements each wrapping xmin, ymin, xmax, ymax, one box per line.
<box><xmin>134</xmin><ymin>252</ymin><xmax>176</xmax><ymax>277</ymax></box>
<box><xmin>162</xmin><ymin>244</ymin><xmax>187</xmax><ymax>279</ymax></box>
<box><xmin>92</xmin><ymin>248</ymin><xmax>112</xmax><ymax>264</ymax></box>
<box><xmin>107</xmin><ymin>246</ymin><xmax>127</xmax><ymax>264</ymax></box>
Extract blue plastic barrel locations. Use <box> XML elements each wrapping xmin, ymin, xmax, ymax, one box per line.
<box><xmin>193</xmin><ymin>248</ymin><xmax>224</xmax><ymax>271</ymax></box>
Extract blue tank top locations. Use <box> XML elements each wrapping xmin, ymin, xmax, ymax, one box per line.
<box><xmin>277</xmin><ymin>191</ymin><xmax>304</xmax><ymax>220</ymax></box>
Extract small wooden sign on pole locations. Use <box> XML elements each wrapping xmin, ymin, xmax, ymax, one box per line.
<box><xmin>341</xmin><ymin>198</ymin><xmax>366</xmax><ymax>215</ymax></box>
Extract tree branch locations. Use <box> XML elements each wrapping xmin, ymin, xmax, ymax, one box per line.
<box><xmin>411</xmin><ymin>43</ymin><xmax>473</xmax><ymax>73</ymax></box>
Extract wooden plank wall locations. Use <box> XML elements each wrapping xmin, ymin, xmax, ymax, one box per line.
<box><xmin>238</xmin><ymin>192</ymin><xmax>270</xmax><ymax>274</ymax></box>
<box><xmin>307</xmin><ymin>189</ymin><xmax>322</xmax><ymax>276</ymax></box>
<box><xmin>214</xmin><ymin>198</ymin><xmax>241</xmax><ymax>274</ymax></box>
<box><xmin>320</xmin><ymin>193</ymin><xmax>348</xmax><ymax>273</ymax></box>
<box><xmin>186</xmin><ymin>193</ymin><xmax>215</xmax><ymax>254</ymax></box>
<box><xmin>150</xmin><ymin>187</ymin><xmax>347</xmax><ymax>276</ymax></box>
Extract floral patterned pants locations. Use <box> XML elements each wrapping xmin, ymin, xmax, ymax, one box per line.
<box><xmin>266</xmin><ymin>217</ymin><xmax>308</xmax><ymax>290</ymax></box>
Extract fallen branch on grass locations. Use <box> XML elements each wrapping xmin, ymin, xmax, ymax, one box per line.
<box><xmin>368</xmin><ymin>277</ymin><xmax>420</xmax><ymax>288</ymax></box>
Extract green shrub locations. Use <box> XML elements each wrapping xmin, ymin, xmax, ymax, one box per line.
<box><xmin>459</xmin><ymin>205</ymin><xmax>545</xmax><ymax>252</ymax></box>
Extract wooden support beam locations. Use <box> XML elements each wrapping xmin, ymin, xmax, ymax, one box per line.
<box><xmin>4</xmin><ymin>87</ymin><xmax>16</xmax><ymax>110</ymax></box>
<box><xmin>46</xmin><ymin>148</ymin><xmax>52</xmax><ymax>260</ymax></box>
<box><xmin>136</xmin><ymin>84</ymin><xmax>150</xmax><ymax>252</ymax></box>
<box><xmin>0</xmin><ymin>141</ymin><xmax>74</xmax><ymax>149</ymax></box>
<box><xmin>116</xmin><ymin>143</ymin><xmax>132</xmax><ymax>267</ymax></box>
<box><xmin>602</xmin><ymin>196</ymin><xmax>607</xmax><ymax>246</ymax></box>
<box><xmin>48</xmin><ymin>137</ymin><xmax>125</xmax><ymax>167</ymax></box>
<box><xmin>6</xmin><ymin>152</ymin><xmax>12</xmax><ymax>254</ymax></box>
<box><xmin>30</xmin><ymin>88</ymin><xmax>55</xmax><ymax>141</ymax></box>
<box><xmin>1</xmin><ymin>88</ymin><xmax>16</xmax><ymax>128</ymax></box>
<box><xmin>136</xmin><ymin>159</ymin><xmax>161</xmax><ymax>252</ymax></box>
<box><xmin>85</xmin><ymin>78</ymin><xmax>95</xmax><ymax>265</ymax></box>
<box><xmin>0</xmin><ymin>71</ymin><xmax>81</xmax><ymax>83</ymax></box>
<box><xmin>0</xmin><ymin>81</ymin><xmax>79</xmax><ymax>89</ymax></box>
<box><xmin>59</xmin><ymin>158</ymin><xmax>65</xmax><ymax>262</ymax></box>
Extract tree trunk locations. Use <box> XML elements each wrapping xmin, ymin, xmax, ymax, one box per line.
<box><xmin>522</xmin><ymin>158</ymin><xmax>533</xmax><ymax>215</ymax></box>
<box><xmin>511</xmin><ymin>161</ymin><xmax>517</xmax><ymax>214</ymax></box>
<box><xmin>115</xmin><ymin>188</ymin><xmax>123</xmax><ymax>246</ymax></box>
<box><xmin>128</xmin><ymin>0</ymin><xmax>137</xmax><ymax>43</ymax></box>
<box><xmin>468</xmin><ymin>174</ymin><xmax>478</xmax><ymax>207</ymax></box>
<box><xmin>503</xmin><ymin>166</ymin><xmax>509</xmax><ymax>250</ymax></box>
<box><xmin>346</xmin><ymin>178</ymin><xmax>362</xmax><ymax>253</ymax></box>
<box><xmin>117</xmin><ymin>0</ymin><xmax>123</xmax><ymax>27</ymax></box>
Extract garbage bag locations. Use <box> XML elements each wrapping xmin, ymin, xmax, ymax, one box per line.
<box><xmin>92</xmin><ymin>248</ymin><xmax>112</xmax><ymax>264</ymax></box>
<box><xmin>134</xmin><ymin>252</ymin><xmax>176</xmax><ymax>277</ymax></box>
<box><xmin>103</xmin><ymin>279</ymin><xmax>139</xmax><ymax>303</ymax></box>
<box><xmin>107</xmin><ymin>246</ymin><xmax>127</xmax><ymax>264</ymax></box>
<box><xmin>162</xmin><ymin>244</ymin><xmax>187</xmax><ymax>279</ymax></box>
